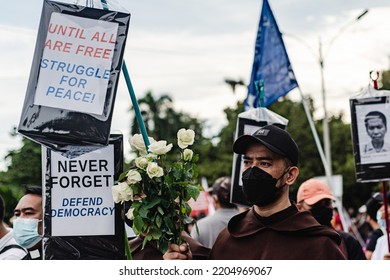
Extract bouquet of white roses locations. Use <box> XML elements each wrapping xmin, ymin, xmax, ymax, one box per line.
<box><xmin>112</xmin><ymin>128</ymin><xmax>201</xmax><ymax>253</ymax></box>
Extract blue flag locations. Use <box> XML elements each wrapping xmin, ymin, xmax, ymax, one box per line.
<box><xmin>245</xmin><ymin>0</ymin><xmax>298</xmax><ymax>110</ymax></box>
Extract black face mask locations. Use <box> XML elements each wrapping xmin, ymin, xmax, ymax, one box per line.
<box><xmin>310</xmin><ymin>207</ymin><xmax>333</xmax><ymax>227</ymax></box>
<box><xmin>241</xmin><ymin>167</ymin><xmax>288</xmax><ymax>207</ymax></box>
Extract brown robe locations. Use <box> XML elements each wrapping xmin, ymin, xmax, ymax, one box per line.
<box><xmin>209</xmin><ymin>205</ymin><xmax>346</xmax><ymax>260</ymax></box>
<box><xmin>129</xmin><ymin>231</ymin><xmax>210</xmax><ymax>260</ymax></box>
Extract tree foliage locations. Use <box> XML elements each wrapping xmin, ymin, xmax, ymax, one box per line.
<box><xmin>0</xmin><ymin>129</ymin><xmax>41</xmax><ymax>222</ymax></box>
<box><xmin>380</xmin><ymin>69</ymin><xmax>390</xmax><ymax>90</ymax></box>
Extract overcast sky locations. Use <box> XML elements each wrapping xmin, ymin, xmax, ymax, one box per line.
<box><xmin>1</xmin><ymin>0</ymin><xmax>390</xmax><ymax>170</ymax></box>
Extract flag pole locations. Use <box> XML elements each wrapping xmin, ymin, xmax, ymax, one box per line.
<box><xmin>255</xmin><ymin>80</ymin><xmax>265</xmax><ymax>107</ymax></box>
<box><xmin>297</xmin><ymin>85</ymin><xmax>353</xmax><ymax>231</ymax></box>
<box><xmin>121</xmin><ymin>61</ymin><xmax>151</xmax><ymax>147</ymax></box>
<box><xmin>297</xmin><ymin>87</ymin><xmax>330</xmax><ymax>177</ymax></box>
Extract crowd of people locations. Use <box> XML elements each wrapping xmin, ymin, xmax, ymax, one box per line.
<box><xmin>1</xmin><ymin>124</ymin><xmax>390</xmax><ymax>260</ymax></box>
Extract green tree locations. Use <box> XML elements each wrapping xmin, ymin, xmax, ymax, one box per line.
<box><xmin>196</xmin><ymin>101</ymin><xmax>245</xmax><ymax>185</ymax></box>
<box><xmin>0</xmin><ymin>129</ymin><xmax>41</xmax><ymax>221</ymax></box>
<box><xmin>380</xmin><ymin>69</ymin><xmax>390</xmax><ymax>90</ymax></box>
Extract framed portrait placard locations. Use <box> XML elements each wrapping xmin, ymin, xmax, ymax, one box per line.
<box><xmin>350</xmin><ymin>95</ymin><xmax>390</xmax><ymax>182</ymax></box>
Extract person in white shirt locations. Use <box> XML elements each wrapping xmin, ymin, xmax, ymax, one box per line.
<box><xmin>371</xmin><ymin>202</ymin><xmax>390</xmax><ymax>260</ymax></box>
<box><xmin>371</xmin><ymin>234</ymin><xmax>390</xmax><ymax>260</ymax></box>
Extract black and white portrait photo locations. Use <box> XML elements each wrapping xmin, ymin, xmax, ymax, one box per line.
<box><xmin>356</xmin><ymin>104</ymin><xmax>390</xmax><ymax>165</ymax></box>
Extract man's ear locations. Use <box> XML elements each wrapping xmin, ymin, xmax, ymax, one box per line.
<box><xmin>286</xmin><ymin>166</ymin><xmax>299</xmax><ymax>185</ymax></box>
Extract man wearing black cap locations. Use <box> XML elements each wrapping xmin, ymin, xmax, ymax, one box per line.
<box><xmin>165</xmin><ymin>125</ymin><xmax>345</xmax><ymax>259</ymax></box>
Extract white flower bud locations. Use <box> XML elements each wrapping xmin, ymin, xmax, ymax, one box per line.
<box><xmin>135</xmin><ymin>157</ymin><xmax>149</xmax><ymax>170</ymax></box>
<box><xmin>125</xmin><ymin>207</ymin><xmax>135</xmax><ymax>220</ymax></box>
<box><xmin>183</xmin><ymin>149</ymin><xmax>193</xmax><ymax>161</ymax></box>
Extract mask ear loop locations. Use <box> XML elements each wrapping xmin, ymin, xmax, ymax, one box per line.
<box><xmin>276</xmin><ymin>167</ymin><xmax>291</xmax><ymax>181</ymax></box>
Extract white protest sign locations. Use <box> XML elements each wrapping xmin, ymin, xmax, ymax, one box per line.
<box><xmin>50</xmin><ymin>145</ymin><xmax>115</xmax><ymax>236</ymax></box>
<box><xmin>34</xmin><ymin>12</ymin><xmax>118</xmax><ymax>115</ymax></box>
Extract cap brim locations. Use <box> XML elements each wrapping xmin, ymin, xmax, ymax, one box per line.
<box><xmin>233</xmin><ymin>135</ymin><xmax>286</xmax><ymax>156</ymax></box>
<box><xmin>305</xmin><ymin>194</ymin><xmax>336</xmax><ymax>205</ymax></box>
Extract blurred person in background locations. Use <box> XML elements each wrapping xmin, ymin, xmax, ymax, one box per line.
<box><xmin>364</xmin><ymin>192</ymin><xmax>385</xmax><ymax>260</ymax></box>
<box><xmin>371</xmin><ymin>193</ymin><xmax>390</xmax><ymax>260</ymax></box>
<box><xmin>190</xmin><ymin>176</ymin><xmax>239</xmax><ymax>248</ymax></box>
<box><xmin>296</xmin><ymin>178</ymin><xmax>366</xmax><ymax>259</ymax></box>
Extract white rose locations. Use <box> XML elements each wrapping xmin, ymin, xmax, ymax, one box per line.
<box><xmin>126</xmin><ymin>169</ymin><xmax>142</xmax><ymax>185</ymax></box>
<box><xmin>148</xmin><ymin>140</ymin><xmax>173</xmax><ymax>155</ymax></box>
<box><xmin>129</xmin><ymin>134</ymin><xmax>156</xmax><ymax>154</ymax></box>
<box><xmin>182</xmin><ymin>149</ymin><xmax>193</xmax><ymax>161</ymax></box>
<box><xmin>112</xmin><ymin>181</ymin><xmax>133</xmax><ymax>203</ymax></box>
<box><xmin>135</xmin><ymin>157</ymin><xmax>149</xmax><ymax>170</ymax></box>
<box><xmin>177</xmin><ymin>128</ymin><xmax>195</xmax><ymax>149</ymax></box>
<box><xmin>146</xmin><ymin>162</ymin><xmax>164</xmax><ymax>179</ymax></box>
<box><xmin>125</xmin><ymin>207</ymin><xmax>135</xmax><ymax>220</ymax></box>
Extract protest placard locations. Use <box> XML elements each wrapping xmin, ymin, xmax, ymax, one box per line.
<box><xmin>350</xmin><ymin>92</ymin><xmax>390</xmax><ymax>182</ymax></box>
<box><xmin>18</xmin><ymin>0</ymin><xmax>130</xmax><ymax>151</ymax></box>
<box><xmin>43</xmin><ymin>134</ymin><xmax>125</xmax><ymax>259</ymax></box>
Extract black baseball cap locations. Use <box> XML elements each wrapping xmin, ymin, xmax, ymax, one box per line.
<box><xmin>233</xmin><ymin>124</ymin><xmax>299</xmax><ymax>166</ymax></box>
<box><xmin>365</xmin><ymin>192</ymin><xmax>383</xmax><ymax>221</ymax></box>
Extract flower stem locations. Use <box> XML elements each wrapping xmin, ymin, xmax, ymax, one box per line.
<box><xmin>124</xmin><ymin>228</ymin><xmax>133</xmax><ymax>260</ymax></box>
<box><xmin>177</xmin><ymin>187</ymin><xmax>184</xmax><ymax>245</ymax></box>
